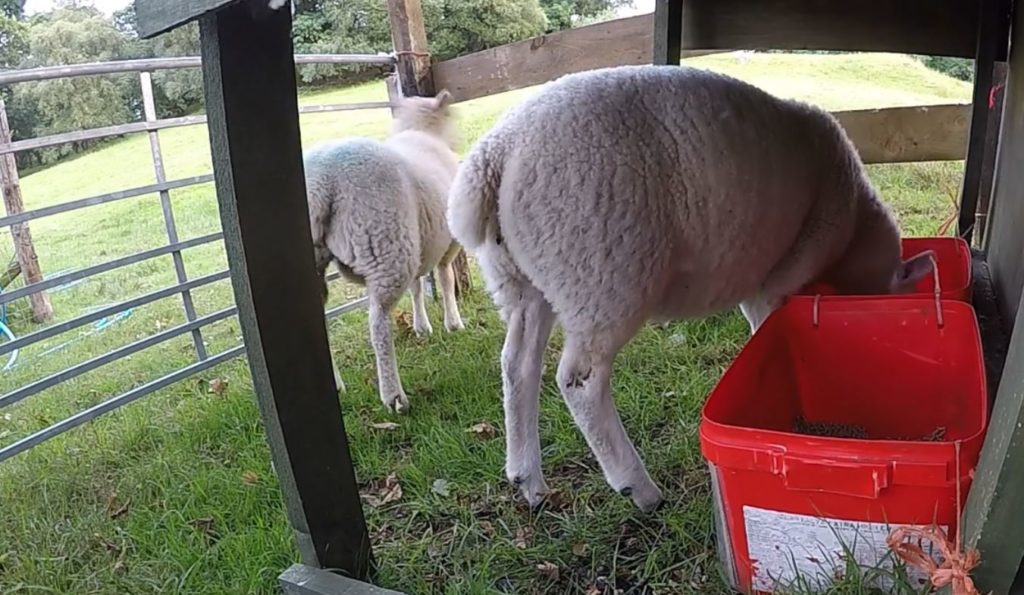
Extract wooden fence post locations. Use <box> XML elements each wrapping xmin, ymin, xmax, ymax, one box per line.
<box><xmin>386</xmin><ymin>0</ymin><xmax>472</xmax><ymax>299</ymax></box>
<box><xmin>0</xmin><ymin>98</ymin><xmax>53</xmax><ymax>323</ymax></box>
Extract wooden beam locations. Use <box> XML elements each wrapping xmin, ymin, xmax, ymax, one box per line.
<box><xmin>653</xmin><ymin>0</ymin><xmax>683</xmax><ymax>65</ymax></box>
<box><xmin>958</xmin><ymin>0</ymin><xmax>1012</xmax><ymax>244</ymax></box>
<box><xmin>962</xmin><ymin>3</ymin><xmax>1024</xmax><ymax>590</ymax></box>
<box><xmin>678</xmin><ymin>0</ymin><xmax>990</xmax><ymax>59</ymax></box>
<box><xmin>962</xmin><ymin>287</ymin><xmax>1024</xmax><ymax>593</ymax></box>
<box><xmin>197</xmin><ymin>1</ymin><xmax>372</xmax><ymax>579</ymax></box>
<box><xmin>974</xmin><ymin>62</ymin><xmax>1008</xmax><ymax>247</ymax></box>
<box><xmin>983</xmin><ymin>0</ymin><xmax>1024</xmax><ymax>330</ymax></box>
<box><xmin>0</xmin><ymin>98</ymin><xmax>53</xmax><ymax>323</ymax></box>
<box><xmin>834</xmin><ymin>104</ymin><xmax>970</xmax><ymax>164</ymax></box>
<box><xmin>136</xmin><ymin>0</ymin><xmax>242</xmax><ymax>39</ymax></box>
<box><xmin>432</xmin><ymin>15</ymin><xmax>722</xmax><ymax>104</ymax></box>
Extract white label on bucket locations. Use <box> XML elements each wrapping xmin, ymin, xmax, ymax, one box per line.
<box><xmin>742</xmin><ymin>506</ymin><xmax>945</xmax><ymax>592</ymax></box>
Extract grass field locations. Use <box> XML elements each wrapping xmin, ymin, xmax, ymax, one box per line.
<box><xmin>0</xmin><ymin>52</ymin><xmax>970</xmax><ymax>594</ymax></box>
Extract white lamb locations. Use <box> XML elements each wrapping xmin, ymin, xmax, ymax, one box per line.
<box><xmin>306</xmin><ymin>90</ymin><xmax>465</xmax><ymax>414</ymax></box>
<box><xmin>447</xmin><ymin>65</ymin><xmax>934</xmax><ymax>512</ymax></box>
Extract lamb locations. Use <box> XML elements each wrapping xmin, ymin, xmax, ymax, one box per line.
<box><xmin>306</xmin><ymin>90</ymin><xmax>465</xmax><ymax>414</ymax></box>
<box><xmin>447</xmin><ymin>65</ymin><xmax>934</xmax><ymax>512</ymax></box>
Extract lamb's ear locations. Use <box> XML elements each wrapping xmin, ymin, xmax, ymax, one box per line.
<box><xmin>893</xmin><ymin>250</ymin><xmax>935</xmax><ymax>292</ymax></box>
<box><xmin>435</xmin><ymin>89</ymin><xmax>453</xmax><ymax>109</ymax></box>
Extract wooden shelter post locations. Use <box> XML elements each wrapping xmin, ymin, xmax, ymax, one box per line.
<box><xmin>962</xmin><ymin>0</ymin><xmax>1024</xmax><ymax>590</ymax></box>
<box><xmin>195</xmin><ymin>0</ymin><xmax>371</xmax><ymax>582</ymax></box>
<box><xmin>653</xmin><ymin>0</ymin><xmax>683</xmax><ymax>65</ymax></box>
<box><xmin>957</xmin><ymin>0</ymin><xmax>1012</xmax><ymax>245</ymax></box>
<box><xmin>386</xmin><ymin>0</ymin><xmax>472</xmax><ymax>299</ymax></box>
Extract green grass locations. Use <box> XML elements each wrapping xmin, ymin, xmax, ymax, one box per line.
<box><xmin>0</xmin><ymin>52</ymin><xmax>970</xmax><ymax>594</ymax></box>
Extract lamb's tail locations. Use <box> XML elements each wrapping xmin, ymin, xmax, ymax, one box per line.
<box><xmin>447</xmin><ymin>139</ymin><xmax>505</xmax><ymax>250</ymax></box>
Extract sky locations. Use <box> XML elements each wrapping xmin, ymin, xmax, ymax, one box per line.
<box><xmin>23</xmin><ymin>0</ymin><xmax>655</xmax><ymax>18</ymax></box>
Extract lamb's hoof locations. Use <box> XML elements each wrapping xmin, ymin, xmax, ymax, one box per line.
<box><xmin>413</xmin><ymin>321</ymin><xmax>434</xmax><ymax>337</ymax></box>
<box><xmin>336</xmin><ymin>378</ymin><xmax>346</xmax><ymax>394</ymax></box>
<box><xmin>621</xmin><ymin>483</ymin><xmax>663</xmax><ymax>513</ymax></box>
<box><xmin>383</xmin><ymin>392</ymin><xmax>410</xmax><ymax>415</ymax></box>
<box><xmin>510</xmin><ymin>473</ymin><xmax>550</xmax><ymax>510</ymax></box>
<box><xmin>445</xmin><ymin>317</ymin><xmax>465</xmax><ymax>332</ymax></box>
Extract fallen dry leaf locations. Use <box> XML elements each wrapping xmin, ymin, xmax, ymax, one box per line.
<box><xmin>393</xmin><ymin>311</ymin><xmax>414</xmax><ymax>337</ymax></box>
<box><xmin>207</xmin><ymin>378</ymin><xmax>228</xmax><ymax>396</ymax></box>
<box><xmin>361</xmin><ymin>473</ymin><xmax>403</xmax><ymax>507</ymax></box>
<box><xmin>369</xmin><ymin>421</ymin><xmax>401</xmax><ymax>431</ymax></box>
<box><xmin>513</xmin><ymin>526</ymin><xmax>534</xmax><ymax>550</ymax></box>
<box><xmin>431</xmin><ymin>478</ymin><xmax>452</xmax><ymax>497</ymax></box>
<box><xmin>572</xmin><ymin>542</ymin><xmax>589</xmax><ymax>557</ymax></box>
<box><xmin>106</xmin><ymin>493</ymin><xmax>131</xmax><ymax>520</ymax></box>
<box><xmin>536</xmin><ymin>561</ymin><xmax>560</xmax><ymax>581</ymax></box>
<box><xmin>189</xmin><ymin>517</ymin><xmax>220</xmax><ymax>543</ymax></box>
<box><xmin>241</xmin><ymin>471</ymin><xmax>260</xmax><ymax>485</ymax></box>
<box><xmin>465</xmin><ymin>422</ymin><xmax>498</xmax><ymax>440</ymax></box>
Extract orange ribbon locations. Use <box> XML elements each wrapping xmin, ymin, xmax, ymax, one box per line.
<box><xmin>886</xmin><ymin>525</ymin><xmax>981</xmax><ymax>595</ymax></box>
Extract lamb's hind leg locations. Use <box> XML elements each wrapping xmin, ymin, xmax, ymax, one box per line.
<box><xmin>409</xmin><ymin>276</ymin><xmax>433</xmax><ymax>337</ymax></box>
<box><xmin>557</xmin><ymin>327</ymin><xmax>662</xmax><ymax>512</ymax></box>
<box><xmin>438</xmin><ymin>245</ymin><xmax>465</xmax><ymax>332</ymax></box>
<box><xmin>500</xmin><ymin>284</ymin><xmax>556</xmax><ymax>508</ymax></box>
<box><xmin>367</xmin><ymin>285</ymin><xmax>409</xmax><ymax>414</ymax></box>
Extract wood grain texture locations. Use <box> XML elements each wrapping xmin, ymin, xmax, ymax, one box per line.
<box><xmin>198</xmin><ymin>2</ymin><xmax>373</xmax><ymax>579</ymax></box>
<box><xmin>136</xmin><ymin>0</ymin><xmax>241</xmax><ymax>38</ymax></box>
<box><xmin>653</xmin><ymin>0</ymin><xmax>683</xmax><ymax>65</ymax></box>
<box><xmin>433</xmin><ymin>15</ymin><xmax>723</xmax><ymax>103</ymax></box>
<box><xmin>679</xmin><ymin>0</ymin><xmax>990</xmax><ymax>59</ymax></box>
<box><xmin>962</xmin><ymin>3</ymin><xmax>1024</xmax><ymax>591</ymax></box>
<box><xmin>834</xmin><ymin>104</ymin><xmax>970</xmax><ymax>164</ymax></box>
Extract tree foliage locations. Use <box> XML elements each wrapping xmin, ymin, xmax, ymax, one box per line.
<box><xmin>1</xmin><ymin>0</ymin><xmax>596</xmax><ymax>168</ymax></box>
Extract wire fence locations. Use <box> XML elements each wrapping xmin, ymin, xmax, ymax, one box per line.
<box><xmin>0</xmin><ymin>54</ymin><xmax>395</xmax><ymax>463</ymax></box>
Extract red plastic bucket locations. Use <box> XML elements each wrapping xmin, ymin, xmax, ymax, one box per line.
<box><xmin>700</xmin><ymin>297</ymin><xmax>987</xmax><ymax>593</ymax></box>
<box><xmin>796</xmin><ymin>237</ymin><xmax>972</xmax><ymax>302</ymax></box>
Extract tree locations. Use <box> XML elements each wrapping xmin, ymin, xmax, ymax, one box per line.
<box><xmin>432</xmin><ymin>0</ymin><xmax>548</xmax><ymax>58</ymax></box>
<box><xmin>1</xmin><ymin>0</ymin><xmax>24</xmax><ymax>19</ymax></box>
<box><xmin>11</xmin><ymin>6</ymin><xmax>136</xmax><ymax>165</ymax></box>
<box><xmin>538</xmin><ymin>0</ymin><xmax>632</xmax><ymax>31</ymax></box>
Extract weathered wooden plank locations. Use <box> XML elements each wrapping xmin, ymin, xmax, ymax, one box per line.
<box><xmin>962</xmin><ymin>289</ymin><xmax>1024</xmax><ymax>593</ymax></box>
<box><xmin>984</xmin><ymin>2</ymin><xmax>1024</xmax><ymax>329</ymax></box>
<box><xmin>432</xmin><ymin>15</ymin><xmax>723</xmax><ymax>104</ymax></box>
<box><xmin>653</xmin><ymin>0</ymin><xmax>683</xmax><ymax>65</ymax></box>
<box><xmin>198</xmin><ymin>1</ymin><xmax>372</xmax><ymax>578</ymax></box>
<box><xmin>0</xmin><ymin>98</ymin><xmax>53</xmax><ymax>323</ymax></box>
<box><xmin>136</xmin><ymin>0</ymin><xmax>241</xmax><ymax>39</ymax></box>
<box><xmin>962</xmin><ymin>4</ymin><xmax>1024</xmax><ymax>591</ymax></box>
<box><xmin>678</xmin><ymin>0</ymin><xmax>991</xmax><ymax>59</ymax></box>
<box><xmin>974</xmin><ymin>61</ymin><xmax>1008</xmax><ymax>246</ymax></box>
<box><xmin>280</xmin><ymin>564</ymin><xmax>406</xmax><ymax>595</ymax></box>
<box><xmin>957</xmin><ymin>0</ymin><xmax>1012</xmax><ymax>244</ymax></box>
<box><xmin>0</xmin><ymin>54</ymin><xmax>395</xmax><ymax>86</ymax></box>
<box><xmin>834</xmin><ymin>104</ymin><xmax>970</xmax><ymax>164</ymax></box>
<box><xmin>387</xmin><ymin>0</ymin><xmax>433</xmax><ymax>97</ymax></box>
